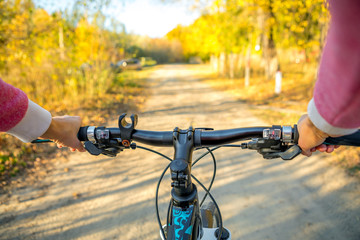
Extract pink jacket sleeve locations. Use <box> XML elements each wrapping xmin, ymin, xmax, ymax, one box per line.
<box><xmin>0</xmin><ymin>78</ymin><xmax>52</xmax><ymax>142</ymax></box>
<box><xmin>308</xmin><ymin>0</ymin><xmax>360</xmax><ymax>135</ymax></box>
<box><xmin>0</xmin><ymin>78</ymin><xmax>28</xmax><ymax>131</ymax></box>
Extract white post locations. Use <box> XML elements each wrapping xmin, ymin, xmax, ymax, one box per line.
<box><xmin>275</xmin><ymin>70</ymin><xmax>282</xmax><ymax>94</ymax></box>
<box><xmin>229</xmin><ymin>53</ymin><xmax>235</xmax><ymax>79</ymax></box>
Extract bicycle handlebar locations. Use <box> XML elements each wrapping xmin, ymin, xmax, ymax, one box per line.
<box><xmin>36</xmin><ymin>113</ymin><xmax>360</xmax><ymax>160</ymax></box>
<box><xmin>324</xmin><ymin>133</ymin><xmax>360</xmax><ymax>146</ymax></box>
<box><xmin>78</xmin><ymin>127</ymin><xmax>175</xmax><ymax>146</ymax></box>
<box><xmin>76</xmin><ymin>119</ymin><xmax>360</xmax><ymax>160</ymax></box>
<box><xmin>77</xmin><ymin>126</ymin><xmax>359</xmax><ymax>147</ymax></box>
<box><xmin>77</xmin><ymin>126</ymin><xmax>270</xmax><ymax>147</ymax></box>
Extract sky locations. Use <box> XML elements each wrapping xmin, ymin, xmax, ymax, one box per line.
<box><xmin>34</xmin><ymin>0</ymin><xmax>200</xmax><ymax>38</ymax></box>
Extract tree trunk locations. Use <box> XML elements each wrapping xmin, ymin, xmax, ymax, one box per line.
<box><xmin>210</xmin><ymin>55</ymin><xmax>219</xmax><ymax>74</ymax></box>
<box><xmin>228</xmin><ymin>53</ymin><xmax>236</xmax><ymax>79</ymax></box>
<box><xmin>59</xmin><ymin>22</ymin><xmax>65</xmax><ymax>60</ymax></box>
<box><xmin>263</xmin><ymin>0</ymin><xmax>278</xmax><ymax>81</ymax></box>
<box><xmin>58</xmin><ymin>12</ymin><xmax>65</xmax><ymax>60</ymax></box>
<box><xmin>244</xmin><ymin>46</ymin><xmax>251</xmax><ymax>87</ymax></box>
<box><xmin>219</xmin><ymin>52</ymin><xmax>226</xmax><ymax>77</ymax></box>
<box><xmin>236</xmin><ymin>53</ymin><xmax>243</xmax><ymax>77</ymax></box>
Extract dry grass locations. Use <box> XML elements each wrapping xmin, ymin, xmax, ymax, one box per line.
<box><xmin>206</xmin><ymin>62</ymin><xmax>316</xmax><ymax>112</ymax></box>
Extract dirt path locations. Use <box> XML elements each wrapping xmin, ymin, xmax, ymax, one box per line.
<box><xmin>1</xmin><ymin>64</ymin><xmax>360</xmax><ymax>240</ymax></box>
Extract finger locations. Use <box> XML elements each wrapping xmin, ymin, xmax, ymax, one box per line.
<box><xmin>76</xmin><ymin>146</ymin><xmax>86</xmax><ymax>152</ymax></box>
<box><xmin>301</xmin><ymin>150</ymin><xmax>312</xmax><ymax>157</ymax></box>
<box><xmin>74</xmin><ymin>140</ymin><xmax>86</xmax><ymax>152</ymax></box>
<box><xmin>316</xmin><ymin>144</ymin><xmax>327</xmax><ymax>152</ymax></box>
<box><xmin>326</xmin><ymin>145</ymin><xmax>335</xmax><ymax>153</ymax></box>
<box><xmin>77</xmin><ymin>148</ymin><xmax>86</xmax><ymax>152</ymax></box>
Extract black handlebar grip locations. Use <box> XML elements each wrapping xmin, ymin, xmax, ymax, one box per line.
<box><xmin>293</xmin><ymin>124</ymin><xmax>299</xmax><ymax>144</ymax></box>
<box><xmin>324</xmin><ymin>130</ymin><xmax>360</xmax><ymax>146</ymax></box>
<box><xmin>293</xmin><ymin>126</ymin><xmax>360</xmax><ymax>147</ymax></box>
<box><xmin>78</xmin><ymin>126</ymin><xmax>89</xmax><ymax>141</ymax></box>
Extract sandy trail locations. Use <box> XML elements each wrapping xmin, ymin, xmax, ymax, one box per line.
<box><xmin>1</xmin><ymin>64</ymin><xmax>360</xmax><ymax>240</ymax></box>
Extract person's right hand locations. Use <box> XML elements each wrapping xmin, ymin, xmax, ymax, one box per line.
<box><xmin>297</xmin><ymin>114</ymin><xmax>339</xmax><ymax>156</ymax></box>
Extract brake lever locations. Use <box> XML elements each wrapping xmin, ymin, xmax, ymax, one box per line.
<box><xmin>278</xmin><ymin>145</ymin><xmax>302</xmax><ymax>160</ymax></box>
<box><xmin>84</xmin><ymin>139</ymin><xmax>136</xmax><ymax>157</ymax></box>
<box><xmin>85</xmin><ymin>141</ymin><xmax>121</xmax><ymax>157</ymax></box>
<box><xmin>243</xmin><ymin>138</ymin><xmax>302</xmax><ymax>160</ymax></box>
<box><xmin>260</xmin><ymin>145</ymin><xmax>302</xmax><ymax>160</ymax></box>
<box><xmin>85</xmin><ymin>141</ymin><xmax>104</xmax><ymax>156</ymax></box>
<box><xmin>101</xmin><ymin>148</ymin><xmax>119</xmax><ymax>157</ymax></box>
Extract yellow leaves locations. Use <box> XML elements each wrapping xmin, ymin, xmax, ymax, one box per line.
<box><xmin>297</xmin><ymin>39</ymin><xmax>305</xmax><ymax>47</ymax></box>
<box><xmin>283</xmin><ymin>15</ymin><xmax>292</xmax><ymax>23</ymax></box>
<box><xmin>32</xmin><ymin>9</ymin><xmax>53</xmax><ymax>33</ymax></box>
<box><xmin>301</xmin><ymin>21</ymin><xmax>308</xmax><ymax>28</ymax></box>
<box><xmin>51</xmin><ymin>74</ymin><xmax>58</xmax><ymax>81</ymax></box>
<box><xmin>8</xmin><ymin>12</ymin><xmax>28</xmax><ymax>40</ymax></box>
<box><xmin>34</xmin><ymin>53</ymin><xmax>42</xmax><ymax>64</ymax></box>
<box><xmin>290</xmin><ymin>24</ymin><xmax>305</xmax><ymax>34</ymax></box>
<box><xmin>74</xmin><ymin>18</ymin><xmax>104</xmax><ymax>64</ymax></box>
<box><xmin>267</xmin><ymin>17</ymin><xmax>276</xmax><ymax>26</ymax></box>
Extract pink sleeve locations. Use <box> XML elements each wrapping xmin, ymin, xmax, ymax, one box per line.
<box><xmin>0</xmin><ymin>78</ymin><xmax>29</xmax><ymax>132</ymax></box>
<box><xmin>309</xmin><ymin>0</ymin><xmax>360</xmax><ymax>135</ymax></box>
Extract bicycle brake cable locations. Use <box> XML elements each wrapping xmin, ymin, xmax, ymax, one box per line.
<box><xmin>193</xmin><ymin>145</ymin><xmax>243</xmax><ymax>207</ymax></box>
<box><xmin>137</xmin><ymin>145</ymin><xmax>226</xmax><ymax>240</ymax></box>
<box><xmin>192</xmin><ymin>174</ymin><xmax>223</xmax><ymax>240</ymax></box>
<box><xmin>196</xmin><ymin>147</ymin><xmax>217</xmax><ymax>207</ymax></box>
<box><xmin>136</xmin><ymin>145</ymin><xmax>170</xmax><ymax>239</ymax></box>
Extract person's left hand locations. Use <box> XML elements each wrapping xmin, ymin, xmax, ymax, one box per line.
<box><xmin>40</xmin><ymin>115</ymin><xmax>86</xmax><ymax>152</ymax></box>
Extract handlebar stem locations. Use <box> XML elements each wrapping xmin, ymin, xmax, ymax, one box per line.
<box><xmin>170</xmin><ymin>127</ymin><xmax>197</xmax><ymax>203</ymax></box>
<box><xmin>168</xmin><ymin>127</ymin><xmax>201</xmax><ymax>239</ymax></box>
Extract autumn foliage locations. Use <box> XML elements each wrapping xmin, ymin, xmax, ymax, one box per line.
<box><xmin>167</xmin><ymin>0</ymin><xmax>329</xmax><ymax>79</ymax></box>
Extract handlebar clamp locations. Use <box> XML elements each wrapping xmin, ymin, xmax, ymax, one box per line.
<box><xmin>118</xmin><ymin>113</ymin><xmax>138</xmax><ymax>147</ymax></box>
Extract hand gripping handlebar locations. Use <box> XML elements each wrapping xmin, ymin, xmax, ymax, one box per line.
<box><xmin>34</xmin><ymin>114</ymin><xmax>360</xmax><ymax>160</ymax></box>
<box><xmin>75</xmin><ymin>114</ymin><xmax>360</xmax><ymax>160</ymax></box>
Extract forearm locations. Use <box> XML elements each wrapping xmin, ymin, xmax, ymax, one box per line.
<box><xmin>298</xmin><ymin>0</ymin><xmax>360</xmax><ymax>156</ymax></box>
<box><xmin>0</xmin><ymin>78</ymin><xmax>29</xmax><ymax>132</ymax></box>
<box><xmin>312</xmin><ymin>0</ymin><xmax>360</xmax><ymax>133</ymax></box>
<box><xmin>308</xmin><ymin>99</ymin><xmax>358</xmax><ymax>136</ymax></box>
<box><xmin>6</xmin><ymin>100</ymin><xmax>52</xmax><ymax>142</ymax></box>
<box><xmin>1</xmin><ymin>79</ymin><xmax>84</xmax><ymax>151</ymax></box>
